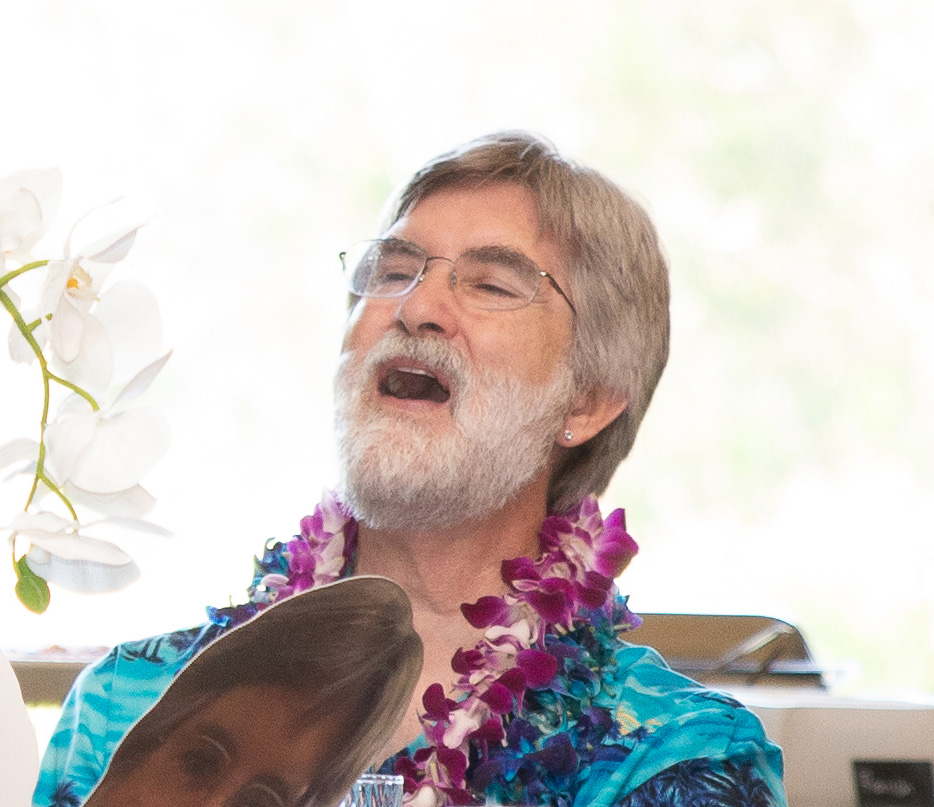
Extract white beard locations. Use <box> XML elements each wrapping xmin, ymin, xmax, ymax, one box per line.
<box><xmin>334</xmin><ymin>332</ymin><xmax>575</xmax><ymax>530</ymax></box>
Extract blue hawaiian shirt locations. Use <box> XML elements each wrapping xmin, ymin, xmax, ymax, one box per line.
<box><xmin>34</xmin><ymin>598</ymin><xmax>786</xmax><ymax>807</ymax></box>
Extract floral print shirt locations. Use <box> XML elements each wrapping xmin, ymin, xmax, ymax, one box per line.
<box><xmin>34</xmin><ymin>600</ymin><xmax>786</xmax><ymax>807</ymax></box>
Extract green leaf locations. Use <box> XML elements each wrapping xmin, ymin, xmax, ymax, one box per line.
<box><xmin>14</xmin><ymin>556</ymin><xmax>51</xmax><ymax>614</ymax></box>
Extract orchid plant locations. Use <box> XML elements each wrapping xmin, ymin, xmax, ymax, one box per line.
<box><xmin>0</xmin><ymin>168</ymin><xmax>170</xmax><ymax>613</ymax></box>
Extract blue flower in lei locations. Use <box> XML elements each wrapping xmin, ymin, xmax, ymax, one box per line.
<box><xmin>467</xmin><ymin>597</ymin><xmax>636</xmax><ymax>806</ymax></box>
<box><xmin>204</xmin><ymin>540</ymin><xmax>286</xmax><ymax>628</ymax></box>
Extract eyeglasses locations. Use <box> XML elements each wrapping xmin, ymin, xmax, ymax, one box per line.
<box><xmin>339</xmin><ymin>238</ymin><xmax>576</xmax><ymax>315</ymax></box>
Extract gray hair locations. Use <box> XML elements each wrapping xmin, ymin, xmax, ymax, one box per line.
<box><xmin>384</xmin><ymin>131</ymin><xmax>671</xmax><ymax>511</ymax></box>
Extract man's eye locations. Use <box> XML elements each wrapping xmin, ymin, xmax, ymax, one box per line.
<box><xmin>473</xmin><ymin>281</ymin><xmax>522</xmax><ymax>297</ymax></box>
<box><xmin>464</xmin><ymin>272</ymin><xmax>526</xmax><ymax>299</ymax></box>
<box><xmin>457</xmin><ymin>258</ymin><xmax>531</xmax><ymax>302</ymax></box>
<box><xmin>381</xmin><ymin>269</ymin><xmax>418</xmax><ymax>283</ymax></box>
<box><xmin>373</xmin><ymin>261</ymin><xmax>419</xmax><ymax>289</ymax></box>
<box><xmin>177</xmin><ymin>737</ymin><xmax>229</xmax><ymax>784</ymax></box>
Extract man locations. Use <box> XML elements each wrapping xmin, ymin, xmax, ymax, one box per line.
<box><xmin>35</xmin><ymin>132</ymin><xmax>786</xmax><ymax>807</ymax></box>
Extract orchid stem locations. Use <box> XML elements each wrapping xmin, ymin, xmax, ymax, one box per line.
<box><xmin>35</xmin><ymin>471</ymin><xmax>78</xmax><ymax>520</ymax></box>
<box><xmin>24</xmin><ymin>315</ymin><xmax>49</xmax><ymax>333</ymax></box>
<box><xmin>47</xmin><ymin>372</ymin><xmax>99</xmax><ymax>410</ymax></box>
<box><xmin>0</xmin><ymin>259</ymin><xmax>49</xmax><ymax>289</ymax></box>
<box><xmin>0</xmin><ymin>286</ymin><xmax>84</xmax><ymax>518</ymax></box>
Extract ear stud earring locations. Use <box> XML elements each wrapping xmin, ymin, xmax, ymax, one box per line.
<box><xmin>564</xmin><ymin>429</ymin><xmax>574</xmax><ymax>442</ymax></box>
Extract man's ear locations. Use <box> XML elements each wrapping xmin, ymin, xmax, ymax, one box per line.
<box><xmin>558</xmin><ymin>388</ymin><xmax>628</xmax><ymax>447</ymax></box>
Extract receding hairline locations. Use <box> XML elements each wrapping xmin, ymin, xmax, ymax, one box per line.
<box><xmin>388</xmin><ymin>173</ymin><xmax>581</xmax><ymax>251</ymax></box>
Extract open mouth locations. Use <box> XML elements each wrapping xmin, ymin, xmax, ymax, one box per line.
<box><xmin>378</xmin><ymin>365</ymin><xmax>451</xmax><ymax>404</ymax></box>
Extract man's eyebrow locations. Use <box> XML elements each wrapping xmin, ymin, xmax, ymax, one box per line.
<box><xmin>461</xmin><ymin>244</ymin><xmax>539</xmax><ymax>272</ymax></box>
<box><xmin>380</xmin><ymin>237</ymin><xmax>423</xmax><ymax>255</ymax></box>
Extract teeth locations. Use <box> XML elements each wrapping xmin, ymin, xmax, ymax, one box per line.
<box><xmin>380</xmin><ymin>366</ymin><xmax>450</xmax><ymax>403</ymax></box>
<box><xmin>398</xmin><ymin>366</ymin><xmax>434</xmax><ymax>378</ymax></box>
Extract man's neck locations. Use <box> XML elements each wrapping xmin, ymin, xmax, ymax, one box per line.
<box><xmin>353</xmin><ymin>476</ymin><xmax>550</xmax><ymax>617</ymax></box>
<box><xmin>351</xmin><ymin>472</ymin><xmax>560</xmax><ymax>753</ymax></box>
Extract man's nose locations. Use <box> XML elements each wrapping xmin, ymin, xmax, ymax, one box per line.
<box><xmin>394</xmin><ymin>258</ymin><xmax>460</xmax><ymax>337</ymax></box>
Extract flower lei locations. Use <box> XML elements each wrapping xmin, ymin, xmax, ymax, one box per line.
<box><xmin>231</xmin><ymin>490</ymin><xmax>641</xmax><ymax>807</ymax></box>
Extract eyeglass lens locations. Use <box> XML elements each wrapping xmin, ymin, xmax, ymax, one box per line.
<box><xmin>342</xmin><ymin>240</ymin><xmax>543</xmax><ymax>311</ymax></box>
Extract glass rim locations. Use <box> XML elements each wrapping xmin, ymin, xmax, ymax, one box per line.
<box><xmin>339</xmin><ymin>238</ymin><xmax>577</xmax><ymax>314</ymax></box>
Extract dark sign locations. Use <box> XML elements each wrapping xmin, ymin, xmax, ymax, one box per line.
<box><xmin>853</xmin><ymin>760</ymin><xmax>934</xmax><ymax>807</ymax></box>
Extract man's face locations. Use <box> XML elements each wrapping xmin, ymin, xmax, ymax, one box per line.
<box><xmin>344</xmin><ymin>181</ymin><xmax>575</xmax><ymax>395</ymax></box>
<box><xmin>335</xmin><ymin>182</ymin><xmax>578</xmax><ymax>529</ymax></box>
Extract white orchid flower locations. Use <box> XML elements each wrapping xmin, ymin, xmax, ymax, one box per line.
<box><xmin>0</xmin><ymin>168</ymin><xmax>62</xmax><ymax>262</ymax></box>
<box><xmin>44</xmin><ymin>406</ymin><xmax>170</xmax><ymax>494</ymax></box>
<box><xmin>43</xmin><ymin>352</ymin><xmax>172</xmax><ymax>495</ymax></box>
<box><xmin>3</xmin><ymin>170</ymin><xmax>170</xmax><ymax>612</ymax></box>
<box><xmin>0</xmin><ymin>437</ymin><xmax>39</xmax><ymax>477</ymax></box>
<box><xmin>64</xmin><ymin>483</ymin><xmax>158</xmax><ymax>521</ymax></box>
<box><xmin>5</xmin><ymin>511</ymin><xmax>141</xmax><ymax>594</ymax></box>
<box><xmin>1</xmin><ymin>357</ymin><xmax>172</xmax><ymax>597</ymax></box>
<box><xmin>3</xmin><ymin>286</ymin><xmax>47</xmax><ymax>365</ymax></box>
<box><xmin>0</xmin><ymin>435</ymin><xmax>158</xmax><ymax>521</ymax></box>
<box><xmin>6</xmin><ymin>310</ymin><xmax>49</xmax><ymax>364</ymax></box>
<box><xmin>33</xmin><ymin>221</ymin><xmax>160</xmax><ymax>391</ymax></box>
<box><xmin>6</xmin><ymin>211</ymin><xmax>161</xmax><ymax>393</ymax></box>
<box><xmin>91</xmin><ymin>279</ymin><xmax>162</xmax><ymax>384</ymax></box>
